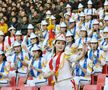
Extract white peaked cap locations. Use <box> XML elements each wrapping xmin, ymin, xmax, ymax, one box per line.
<box><xmin>80</xmin><ymin>26</ymin><xmax>87</xmax><ymax>31</ymax></box>
<box><xmin>104</xmin><ymin>1</ymin><xmax>108</xmax><ymax>6</ymax></box>
<box><xmin>30</xmin><ymin>33</ymin><xmax>37</xmax><ymax>39</ymax></box>
<box><xmin>51</xmin><ymin>15</ymin><xmax>56</xmax><ymax>20</ymax></box>
<box><xmin>103</xmin><ymin>27</ymin><xmax>108</xmax><ymax>33</ymax></box>
<box><xmin>15</xmin><ymin>31</ymin><xmax>22</xmax><ymax>36</ymax></box>
<box><xmin>8</xmin><ymin>26</ymin><xmax>15</xmax><ymax>31</ymax></box>
<box><xmin>66</xmin><ymin>4</ymin><xmax>71</xmax><ymax>8</ymax></box>
<box><xmin>69</xmin><ymin>18</ymin><xmax>75</xmax><ymax>23</ymax></box>
<box><xmin>64</xmin><ymin>12</ymin><xmax>70</xmax><ymax>17</ymax></box>
<box><xmin>41</xmin><ymin>20</ymin><xmax>48</xmax><ymax>25</ymax></box>
<box><xmin>87</xmin><ymin>0</ymin><xmax>92</xmax><ymax>4</ymax></box>
<box><xmin>104</xmin><ymin>15</ymin><xmax>108</xmax><ymax>21</ymax></box>
<box><xmin>93</xmin><ymin>19</ymin><xmax>99</xmax><ymax>24</ymax></box>
<box><xmin>46</xmin><ymin>10</ymin><xmax>51</xmax><ymax>15</ymax></box>
<box><xmin>60</xmin><ymin>22</ymin><xmax>67</xmax><ymax>27</ymax></box>
<box><xmin>56</xmin><ymin>34</ymin><xmax>66</xmax><ymax>41</ymax></box>
<box><xmin>28</xmin><ymin>24</ymin><xmax>34</xmax><ymax>29</ymax></box>
<box><xmin>0</xmin><ymin>51</ymin><xmax>4</xmax><ymax>55</ymax></box>
<box><xmin>78</xmin><ymin>44</ymin><xmax>83</xmax><ymax>49</ymax></box>
<box><xmin>78</xmin><ymin>3</ymin><xmax>83</xmax><ymax>9</ymax></box>
<box><xmin>66</xmin><ymin>30</ymin><xmax>73</xmax><ymax>37</ymax></box>
<box><xmin>80</xmin><ymin>12</ymin><xmax>85</xmax><ymax>17</ymax></box>
<box><xmin>0</xmin><ymin>31</ymin><xmax>4</xmax><ymax>36</ymax></box>
<box><xmin>32</xmin><ymin>45</ymin><xmax>40</xmax><ymax>51</ymax></box>
<box><xmin>90</xmin><ymin>38</ymin><xmax>98</xmax><ymax>43</ymax></box>
<box><xmin>13</xmin><ymin>41</ymin><xmax>21</xmax><ymax>47</ymax></box>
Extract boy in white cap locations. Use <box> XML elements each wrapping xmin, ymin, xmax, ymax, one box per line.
<box><xmin>85</xmin><ymin>10</ymin><xmax>93</xmax><ymax>31</ymax></box>
<box><xmin>15</xmin><ymin>31</ymin><xmax>23</xmax><ymax>44</ymax></box>
<box><xmin>76</xmin><ymin>12</ymin><xmax>85</xmax><ymax>29</ymax></box>
<box><xmin>88</xmin><ymin>19</ymin><xmax>101</xmax><ymax>39</ymax></box>
<box><xmin>84</xmin><ymin>0</ymin><xmax>96</xmax><ymax>15</ymax></box>
<box><xmin>78</xmin><ymin>3</ymin><xmax>84</xmax><ymax>14</ymax></box>
<box><xmin>59</xmin><ymin>22</ymin><xmax>67</xmax><ymax>35</ymax></box>
<box><xmin>40</xmin><ymin>20</ymin><xmax>49</xmax><ymax>51</ymax></box>
<box><xmin>26</xmin><ymin>45</ymin><xmax>47</xmax><ymax>87</ymax></box>
<box><xmin>23</xmin><ymin>33</ymin><xmax>39</xmax><ymax>55</ymax></box>
<box><xmin>73</xmin><ymin>44</ymin><xmax>93</xmax><ymax>90</ymax></box>
<box><xmin>8</xmin><ymin>41</ymin><xmax>30</xmax><ymax>78</ymax></box>
<box><xmin>5</xmin><ymin>26</ymin><xmax>16</xmax><ymax>48</ymax></box>
<box><xmin>65</xmin><ymin>30</ymin><xmax>75</xmax><ymax>54</ymax></box>
<box><xmin>88</xmin><ymin>38</ymin><xmax>105</xmax><ymax>74</ymax></box>
<box><xmin>99</xmin><ymin>27</ymin><xmax>108</xmax><ymax>48</ymax></box>
<box><xmin>0</xmin><ymin>50</ymin><xmax>10</xmax><ymax>87</ymax></box>
<box><xmin>23</xmin><ymin>24</ymin><xmax>34</xmax><ymax>47</ymax></box>
<box><xmin>64</xmin><ymin>12</ymin><xmax>70</xmax><ymax>26</ymax></box>
<box><xmin>69</xmin><ymin>18</ymin><xmax>79</xmax><ymax>39</ymax></box>
<box><xmin>75</xmin><ymin>26</ymin><xmax>89</xmax><ymax>46</ymax></box>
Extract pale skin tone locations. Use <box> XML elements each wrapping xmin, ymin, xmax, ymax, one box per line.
<box><xmin>43</xmin><ymin>40</ymin><xmax>66</xmax><ymax>78</ymax></box>
<box><xmin>30</xmin><ymin>50</ymin><xmax>42</xmax><ymax>73</ymax></box>
<box><xmin>14</xmin><ymin>46</ymin><xmax>28</xmax><ymax>67</ymax></box>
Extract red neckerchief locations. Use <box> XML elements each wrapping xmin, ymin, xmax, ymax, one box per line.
<box><xmin>2</xmin><ymin>42</ymin><xmax>4</xmax><ymax>51</ymax></box>
<box><xmin>49</xmin><ymin>52</ymin><xmax>63</xmax><ymax>73</ymax></box>
<box><xmin>8</xmin><ymin>36</ymin><xmax>16</xmax><ymax>46</ymax></box>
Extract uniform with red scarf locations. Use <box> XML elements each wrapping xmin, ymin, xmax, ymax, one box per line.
<box><xmin>43</xmin><ymin>52</ymin><xmax>74</xmax><ymax>90</ymax></box>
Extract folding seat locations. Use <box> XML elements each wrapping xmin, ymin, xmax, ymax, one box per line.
<box><xmin>83</xmin><ymin>84</ymin><xmax>101</xmax><ymax>90</ymax></box>
<box><xmin>102</xmin><ymin>65</ymin><xmax>108</xmax><ymax>74</ymax></box>
<box><xmin>40</xmin><ymin>86</ymin><xmax>54</xmax><ymax>90</ymax></box>
<box><xmin>97</xmin><ymin>74</ymin><xmax>106</xmax><ymax>86</ymax></box>
<box><xmin>18</xmin><ymin>77</ymin><xmax>25</xmax><ymax>86</ymax></box>
<box><xmin>91</xmin><ymin>73</ymin><xmax>102</xmax><ymax>85</ymax></box>
<box><xmin>10</xmin><ymin>77</ymin><xmax>16</xmax><ymax>87</ymax></box>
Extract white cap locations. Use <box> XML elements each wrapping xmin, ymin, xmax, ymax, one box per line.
<box><xmin>60</xmin><ymin>22</ymin><xmax>67</xmax><ymax>28</ymax></box>
<box><xmin>69</xmin><ymin>18</ymin><xmax>75</xmax><ymax>23</ymax></box>
<box><xmin>46</xmin><ymin>10</ymin><xmax>51</xmax><ymax>15</ymax></box>
<box><xmin>104</xmin><ymin>1</ymin><xmax>108</xmax><ymax>6</ymax></box>
<box><xmin>80</xmin><ymin>12</ymin><xmax>85</xmax><ymax>17</ymax></box>
<box><xmin>13</xmin><ymin>41</ymin><xmax>21</xmax><ymax>47</ymax></box>
<box><xmin>90</xmin><ymin>38</ymin><xmax>98</xmax><ymax>43</ymax></box>
<box><xmin>78</xmin><ymin>3</ymin><xmax>83</xmax><ymax>9</ymax></box>
<box><xmin>15</xmin><ymin>31</ymin><xmax>22</xmax><ymax>36</ymax></box>
<box><xmin>0</xmin><ymin>31</ymin><xmax>4</xmax><ymax>36</ymax></box>
<box><xmin>32</xmin><ymin>45</ymin><xmax>40</xmax><ymax>51</ymax></box>
<box><xmin>51</xmin><ymin>15</ymin><xmax>56</xmax><ymax>20</ymax></box>
<box><xmin>78</xmin><ymin>44</ymin><xmax>83</xmax><ymax>49</ymax></box>
<box><xmin>103</xmin><ymin>27</ymin><xmax>108</xmax><ymax>33</ymax></box>
<box><xmin>93</xmin><ymin>19</ymin><xmax>99</xmax><ymax>25</ymax></box>
<box><xmin>66</xmin><ymin>4</ymin><xmax>71</xmax><ymax>8</ymax></box>
<box><xmin>80</xmin><ymin>26</ymin><xmax>87</xmax><ymax>31</ymax></box>
<box><xmin>56</xmin><ymin>34</ymin><xmax>66</xmax><ymax>41</ymax></box>
<box><xmin>0</xmin><ymin>51</ymin><xmax>4</xmax><ymax>55</ymax></box>
<box><xmin>64</xmin><ymin>12</ymin><xmax>70</xmax><ymax>17</ymax></box>
<box><xmin>87</xmin><ymin>0</ymin><xmax>92</xmax><ymax>5</ymax></box>
<box><xmin>104</xmin><ymin>15</ymin><xmax>108</xmax><ymax>21</ymax></box>
<box><xmin>41</xmin><ymin>20</ymin><xmax>48</xmax><ymax>25</ymax></box>
<box><xmin>8</xmin><ymin>26</ymin><xmax>15</xmax><ymax>31</ymax></box>
<box><xmin>28</xmin><ymin>24</ymin><xmax>34</xmax><ymax>29</ymax></box>
<box><xmin>66</xmin><ymin>30</ymin><xmax>73</xmax><ymax>37</ymax></box>
<box><xmin>30</xmin><ymin>33</ymin><xmax>37</xmax><ymax>39</ymax></box>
